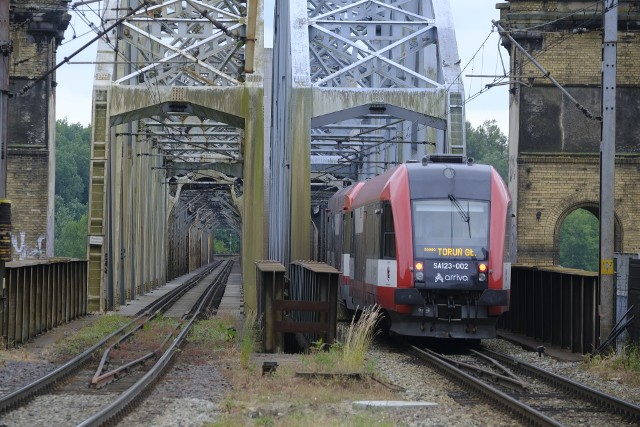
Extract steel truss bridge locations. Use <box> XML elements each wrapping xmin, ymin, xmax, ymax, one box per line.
<box><xmin>86</xmin><ymin>0</ymin><xmax>465</xmax><ymax>312</ymax></box>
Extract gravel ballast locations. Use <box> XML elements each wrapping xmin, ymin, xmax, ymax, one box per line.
<box><xmin>1</xmin><ymin>322</ymin><xmax>639</xmax><ymax>426</ymax></box>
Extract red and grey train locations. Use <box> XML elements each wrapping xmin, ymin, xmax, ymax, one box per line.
<box><xmin>326</xmin><ymin>155</ymin><xmax>511</xmax><ymax>339</ymax></box>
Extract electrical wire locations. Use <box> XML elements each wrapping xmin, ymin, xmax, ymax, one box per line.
<box><xmin>51</xmin><ymin>1</ymin><xmax>618</xmax><ymax>199</ymax></box>
<box><xmin>310</xmin><ymin>1</ymin><xmax>616</xmax><ymax>194</ymax></box>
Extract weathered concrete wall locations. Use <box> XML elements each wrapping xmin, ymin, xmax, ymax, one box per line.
<box><xmin>8</xmin><ymin>1</ymin><xmax>70</xmax><ymax>260</ymax></box>
<box><xmin>499</xmin><ymin>0</ymin><xmax>640</xmax><ymax>264</ymax></box>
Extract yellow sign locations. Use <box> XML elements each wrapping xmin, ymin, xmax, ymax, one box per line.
<box><xmin>601</xmin><ymin>259</ymin><xmax>614</xmax><ymax>275</ymax></box>
<box><xmin>423</xmin><ymin>247</ymin><xmax>476</xmax><ymax>257</ymax></box>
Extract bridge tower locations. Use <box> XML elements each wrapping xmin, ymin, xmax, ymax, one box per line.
<box><xmin>7</xmin><ymin>0</ymin><xmax>70</xmax><ymax>260</ymax></box>
<box><xmin>498</xmin><ymin>1</ymin><xmax>640</xmax><ymax>265</ymax></box>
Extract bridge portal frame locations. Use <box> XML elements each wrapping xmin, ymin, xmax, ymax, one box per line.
<box><xmin>269</xmin><ymin>0</ymin><xmax>466</xmax><ymax>266</ymax></box>
<box><xmin>86</xmin><ymin>0</ymin><xmax>265</xmax><ymax>312</ymax></box>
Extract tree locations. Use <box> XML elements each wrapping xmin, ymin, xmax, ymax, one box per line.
<box><xmin>56</xmin><ymin>213</ymin><xmax>88</xmax><ymax>259</ymax></box>
<box><xmin>465</xmin><ymin>120</ymin><xmax>508</xmax><ymax>181</ymax></box>
<box><xmin>55</xmin><ymin>119</ymin><xmax>91</xmax><ymax>258</ymax></box>
<box><xmin>214</xmin><ymin>228</ymin><xmax>240</xmax><ymax>254</ymax></box>
<box><xmin>559</xmin><ymin>209</ymin><xmax>599</xmax><ymax>271</ymax></box>
<box><xmin>56</xmin><ymin>118</ymin><xmax>91</xmax><ymax>202</ymax></box>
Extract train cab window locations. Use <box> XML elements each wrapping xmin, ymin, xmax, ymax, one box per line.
<box><xmin>412</xmin><ymin>199</ymin><xmax>489</xmax><ymax>260</ymax></box>
<box><xmin>382</xmin><ymin>203</ymin><xmax>396</xmax><ymax>258</ymax></box>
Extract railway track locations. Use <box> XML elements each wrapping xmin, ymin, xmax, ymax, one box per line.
<box><xmin>0</xmin><ymin>260</ymin><xmax>233</xmax><ymax>426</ymax></box>
<box><xmin>409</xmin><ymin>344</ymin><xmax>640</xmax><ymax>426</ymax></box>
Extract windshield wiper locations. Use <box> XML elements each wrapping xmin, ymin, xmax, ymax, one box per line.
<box><xmin>448</xmin><ymin>194</ymin><xmax>471</xmax><ymax>238</ymax></box>
<box><xmin>448</xmin><ymin>194</ymin><xmax>469</xmax><ymax>222</ymax></box>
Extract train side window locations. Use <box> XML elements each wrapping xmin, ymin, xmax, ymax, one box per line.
<box><xmin>382</xmin><ymin>202</ymin><xmax>396</xmax><ymax>258</ymax></box>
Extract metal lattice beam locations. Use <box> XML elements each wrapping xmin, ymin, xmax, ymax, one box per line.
<box><xmin>269</xmin><ymin>0</ymin><xmax>466</xmax><ymax>265</ymax></box>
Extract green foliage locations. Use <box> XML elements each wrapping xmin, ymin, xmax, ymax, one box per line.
<box><xmin>56</xmin><ymin>118</ymin><xmax>91</xmax><ymax>202</ymax></box>
<box><xmin>465</xmin><ymin>120</ymin><xmax>508</xmax><ymax>181</ymax></box>
<box><xmin>214</xmin><ymin>228</ymin><xmax>240</xmax><ymax>254</ymax></box>
<box><xmin>585</xmin><ymin>344</ymin><xmax>640</xmax><ymax>386</ymax></box>
<box><xmin>55</xmin><ymin>119</ymin><xmax>91</xmax><ymax>258</ymax></box>
<box><xmin>307</xmin><ymin>338</ymin><xmax>336</xmax><ymax>366</ymax></box>
<box><xmin>255</xmin><ymin>416</ymin><xmax>274</xmax><ymax>427</ymax></box>
<box><xmin>559</xmin><ymin>209</ymin><xmax>598</xmax><ymax>271</ymax></box>
<box><xmin>56</xmin><ymin>212</ymin><xmax>88</xmax><ymax>259</ymax></box>
<box><xmin>615</xmin><ymin>345</ymin><xmax>640</xmax><ymax>375</ymax></box>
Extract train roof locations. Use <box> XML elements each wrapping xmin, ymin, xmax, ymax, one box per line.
<box><xmin>327</xmin><ymin>181</ymin><xmax>364</xmax><ymax>213</ymax></box>
<box><xmin>406</xmin><ymin>161</ymin><xmax>493</xmax><ymax>200</ymax></box>
<box><xmin>352</xmin><ymin>161</ymin><xmax>497</xmax><ymax>207</ymax></box>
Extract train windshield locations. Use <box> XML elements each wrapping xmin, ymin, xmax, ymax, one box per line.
<box><xmin>412</xmin><ymin>199</ymin><xmax>489</xmax><ymax>260</ymax></box>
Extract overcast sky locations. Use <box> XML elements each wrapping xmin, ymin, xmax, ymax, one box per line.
<box><xmin>55</xmin><ymin>0</ymin><xmax>508</xmax><ymax>132</ymax></box>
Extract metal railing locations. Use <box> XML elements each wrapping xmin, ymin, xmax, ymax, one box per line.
<box><xmin>1</xmin><ymin>259</ymin><xmax>87</xmax><ymax>348</ymax></box>
<box><xmin>498</xmin><ymin>265</ymin><xmax>599</xmax><ymax>354</ymax></box>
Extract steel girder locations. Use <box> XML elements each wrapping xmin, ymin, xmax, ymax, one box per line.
<box><xmin>269</xmin><ymin>0</ymin><xmax>465</xmax><ymax>265</ymax></box>
<box><xmin>88</xmin><ymin>0</ymin><xmax>265</xmax><ymax>312</ymax></box>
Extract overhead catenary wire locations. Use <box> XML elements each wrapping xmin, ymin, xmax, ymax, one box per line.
<box><xmin>16</xmin><ymin>1</ymin><xmax>152</xmax><ymax>96</ymax></box>
<box><xmin>312</xmin><ymin>3</ymin><xmax>610</xmax><ymax>188</ymax></box>
<box><xmin>54</xmin><ymin>2</ymin><xmax>610</xmax><ymax>193</ymax></box>
<box><xmin>492</xmin><ymin>19</ymin><xmax>600</xmax><ymax>121</ymax></box>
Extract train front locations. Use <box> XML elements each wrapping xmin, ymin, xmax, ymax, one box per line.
<box><xmin>393</xmin><ymin>157</ymin><xmax>510</xmax><ymax>339</ymax></box>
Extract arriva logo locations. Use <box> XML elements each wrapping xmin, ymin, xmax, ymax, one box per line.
<box><xmin>435</xmin><ymin>273</ymin><xmax>444</xmax><ymax>283</ymax></box>
<box><xmin>445</xmin><ymin>274</ymin><xmax>469</xmax><ymax>281</ymax></box>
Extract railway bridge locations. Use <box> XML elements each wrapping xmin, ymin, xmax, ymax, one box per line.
<box><xmin>2</xmin><ymin>0</ymin><xmax>640</xmax><ymax>352</ymax></box>
<box><xmin>80</xmin><ymin>0</ymin><xmax>465</xmax><ymax>313</ymax></box>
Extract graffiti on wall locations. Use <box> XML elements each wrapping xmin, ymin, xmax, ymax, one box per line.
<box><xmin>11</xmin><ymin>231</ymin><xmax>46</xmax><ymax>260</ymax></box>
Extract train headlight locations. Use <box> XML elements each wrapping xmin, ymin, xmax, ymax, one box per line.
<box><xmin>478</xmin><ymin>263</ymin><xmax>488</xmax><ymax>282</ymax></box>
<box><xmin>414</xmin><ymin>262</ymin><xmax>424</xmax><ymax>281</ymax></box>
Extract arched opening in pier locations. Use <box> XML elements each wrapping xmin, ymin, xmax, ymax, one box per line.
<box><xmin>554</xmin><ymin>204</ymin><xmax>623</xmax><ymax>272</ymax></box>
<box><xmin>558</xmin><ymin>208</ymin><xmax>599</xmax><ymax>272</ymax></box>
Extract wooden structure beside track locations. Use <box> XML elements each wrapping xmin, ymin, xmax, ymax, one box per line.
<box><xmin>257</xmin><ymin>261</ymin><xmax>339</xmax><ymax>353</ymax></box>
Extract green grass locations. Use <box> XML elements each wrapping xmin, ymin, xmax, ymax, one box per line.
<box><xmin>198</xmin><ymin>307</ymin><xmax>399</xmax><ymax>427</ymax></box>
<box><xmin>241</xmin><ymin>310</ymin><xmax>258</xmax><ymax>369</ymax></box>
<box><xmin>189</xmin><ymin>317</ymin><xmax>237</xmax><ymax>344</ymax></box>
<box><xmin>52</xmin><ymin>314</ymin><xmax>129</xmax><ymax>357</ymax></box>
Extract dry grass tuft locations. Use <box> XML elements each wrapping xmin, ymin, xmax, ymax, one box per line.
<box><xmin>303</xmin><ymin>305</ymin><xmax>381</xmax><ymax>374</ymax></box>
<box><xmin>0</xmin><ymin>348</ymin><xmax>41</xmax><ymax>363</ymax></box>
<box><xmin>340</xmin><ymin>305</ymin><xmax>381</xmax><ymax>372</ymax></box>
<box><xmin>585</xmin><ymin>345</ymin><xmax>640</xmax><ymax>387</ymax></box>
<box><xmin>188</xmin><ymin>308</ymin><xmax>400</xmax><ymax>426</ymax></box>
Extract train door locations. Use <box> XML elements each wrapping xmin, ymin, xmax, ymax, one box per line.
<box><xmin>382</xmin><ymin>202</ymin><xmax>396</xmax><ymax>259</ymax></box>
<box><xmin>364</xmin><ymin>203</ymin><xmax>382</xmax><ymax>305</ymax></box>
<box><xmin>342</xmin><ymin>211</ymin><xmax>350</xmax><ymax>277</ymax></box>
